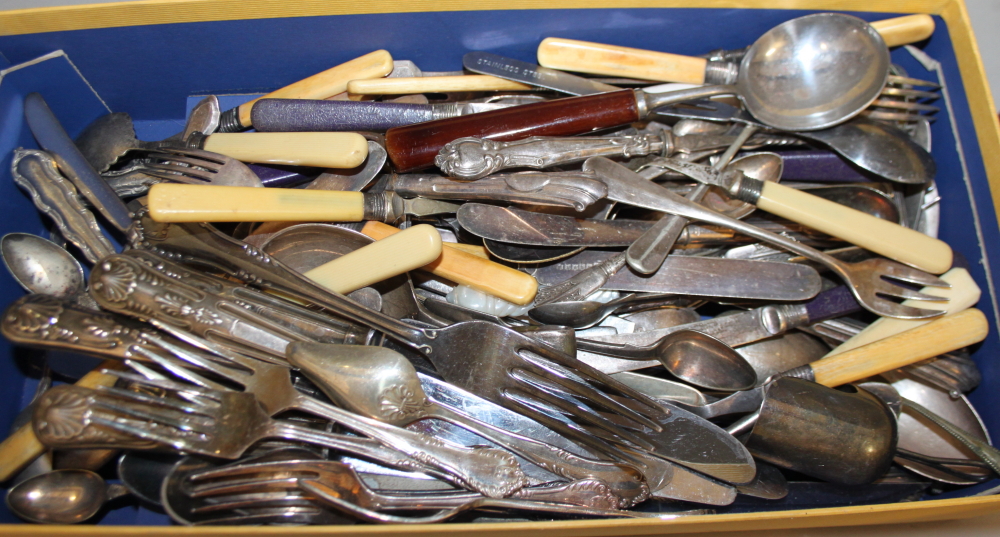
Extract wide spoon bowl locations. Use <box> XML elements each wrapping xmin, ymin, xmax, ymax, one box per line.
<box><xmin>1</xmin><ymin>233</ymin><xmax>85</xmax><ymax>298</ymax></box>
<box><xmin>6</xmin><ymin>469</ymin><xmax>122</xmax><ymax>524</ymax></box>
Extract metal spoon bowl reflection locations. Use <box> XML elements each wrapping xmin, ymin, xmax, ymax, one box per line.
<box><xmin>576</xmin><ymin>330</ymin><xmax>758</xmax><ymax>392</ymax></box>
<box><xmin>6</xmin><ymin>469</ymin><xmax>128</xmax><ymax>524</ymax></box>
<box><xmin>1</xmin><ymin>233</ymin><xmax>85</xmax><ymax>298</ymax></box>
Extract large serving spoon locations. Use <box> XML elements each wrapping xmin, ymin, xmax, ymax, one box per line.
<box><xmin>384</xmin><ymin>13</ymin><xmax>889</xmax><ymax>172</ymax></box>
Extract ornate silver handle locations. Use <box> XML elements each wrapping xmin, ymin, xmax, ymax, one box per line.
<box><xmin>390</xmin><ymin>170</ymin><xmax>607</xmax><ymax>211</ymax></box>
<box><xmin>11</xmin><ymin>150</ymin><xmax>116</xmax><ymax>264</ymax></box>
<box><xmin>435</xmin><ymin>135</ymin><xmax>668</xmax><ymax>180</ymax></box>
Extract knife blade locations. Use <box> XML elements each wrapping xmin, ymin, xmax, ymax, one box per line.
<box><xmin>529</xmin><ymin>249</ymin><xmax>821</xmax><ymax>301</ymax></box>
<box><xmin>463</xmin><ymin>51</ymin><xmax>620</xmax><ymax>96</ymax></box>
<box><xmin>24</xmin><ymin>92</ymin><xmax>133</xmax><ymax>232</ymax></box>
<box><xmin>250</xmin><ymin>98</ymin><xmax>518</xmax><ymax>132</ymax></box>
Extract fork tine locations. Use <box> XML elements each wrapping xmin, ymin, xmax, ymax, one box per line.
<box><xmin>146</xmin><ymin>147</ymin><xmax>228</xmax><ymax>165</ymax></box>
<box><xmin>143</xmin><ymin>162</ymin><xmax>217</xmax><ymax>182</ymax></box>
<box><xmin>87</xmin><ymin>414</ymin><xmax>189</xmax><ymax>450</ymax></box>
<box><xmin>100</xmin><ymin>368</ymin><xmax>221</xmax><ymax>399</ymax></box>
<box><xmin>877</xmin><ymin>285</ymin><xmax>951</xmax><ymax>302</ymax></box>
<box><xmin>192</xmin><ymin>492</ymin><xmax>316</xmax><ymax>514</ymax></box>
<box><xmin>505</xmin><ymin>376</ymin><xmax>656</xmax><ymax>452</ymax></box>
<box><xmin>867</xmin><ymin>99</ymin><xmax>940</xmax><ymax>113</ymax></box>
<box><xmin>190</xmin><ymin>506</ymin><xmax>328</xmax><ymax>526</ymax></box>
<box><xmin>129</xmin><ymin>347</ymin><xmax>231</xmax><ymax>391</ymax></box>
<box><xmin>862</xmin><ymin>110</ymin><xmax>936</xmax><ymax>122</ymax></box>
<box><xmin>192</xmin><ymin>476</ymin><xmax>303</xmax><ymax>498</ymax></box>
<box><xmin>879</xmin><ymin>87</ymin><xmax>941</xmax><ymax>100</ymax></box>
<box><xmin>887</xmin><ymin>74</ymin><xmax>941</xmax><ymax>88</ymax></box>
<box><xmin>877</xmin><ymin>264</ymin><xmax>952</xmax><ymax>288</ymax></box>
<box><xmin>510</xmin><ymin>360</ymin><xmax>664</xmax><ymax>433</ymax></box>
<box><xmin>190</xmin><ymin>460</ymin><xmax>316</xmax><ymax>482</ymax></box>
<box><xmin>516</xmin><ymin>346</ymin><xmax>670</xmax><ymax>420</ymax></box>
<box><xmin>145</xmin><ymin>152</ymin><xmax>222</xmax><ymax>169</ymax></box>
<box><xmin>91</xmin><ymin>392</ymin><xmax>209</xmax><ymax>431</ymax></box>
<box><xmin>871</xmin><ymin>301</ymin><xmax>948</xmax><ymax>320</ymax></box>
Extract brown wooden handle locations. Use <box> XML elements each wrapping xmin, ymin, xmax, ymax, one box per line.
<box><xmin>362</xmin><ymin>222</ymin><xmax>538</xmax><ymax>305</ymax></box>
<box><xmin>384</xmin><ymin>90</ymin><xmax>640</xmax><ymax>172</ymax></box>
<box><xmin>0</xmin><ymin>360</ymin><xmax>125</xmax><ymax>482</ymax></box>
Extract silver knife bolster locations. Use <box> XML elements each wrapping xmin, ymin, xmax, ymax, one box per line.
<box><xmin>436</xmin><ymin>135</ymin><xmax>667</xmax><ymax>180</ymax></box>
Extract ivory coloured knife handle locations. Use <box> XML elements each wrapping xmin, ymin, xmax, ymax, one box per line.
<box><xmin>347</xmin><ymin>75</ymin><xmax>532</xmax><ymax>95</ymax></box>
<box><xmin>538</xmin><ymin>38</ymin><xmax>709</xmax><ymax>84</ymax></box>
<box><xmin>148</xmin><ymin>184</ymin><xmax>365</xmax><ymax>222</ymax></box>
<box><xmin>362</xmin><ymin>221</ymin><xmax>538</xmax><ymax>305</ymax></box>
<box><xmin>0</xmin><ymin>360</ymin><xmax>124</xmax><ymax>482</ymax></box>
<box><xmin>825</xmin><ymin>267</ymin><xmax>980</xmax><ymax>357</ymax></box>
<box><xmin>870</xmin><ymin>14</ymin><xmax>935</xmax><ymax>48</ymax></box>
<box><xmin>201</xmin><ymin>132</ymin><xmax>368</xmax><ymax>168</ymax></box>
<box><xmin>537</xmin><ymin>14</ymin><xmax>935</xmax><ymax>84</ymax></box>
<box><xmin>753</xmin><ymin>180</ymin><xmax>953</xmax><ymax>274</ymax></box>
<box><xmin>809</xmin><ymin>308</ymin><xmax>988</xmax><ymax>387</ymax></box>
<box><xmin>236</xmin><ymin>50</ymin><xmax>394</xmax><ymax>127</ymax></box>
<box><xmin>303</xmin><ymin>224</ymin><xmax>442</xmax><ymax>294</ymax></box>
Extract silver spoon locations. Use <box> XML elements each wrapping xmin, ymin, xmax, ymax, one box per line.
<box><xmin>1</xmin><ymin>233</ymin><xmax>85</xmax><ymax>299</ymax></box>
<box><xmin>575</xmin><ymin>330</ymin><xmax>758</xmax><ymax>392</ymax></box>
<box><xmin>6</xmin><ymin>469</ymin><xmax>128</xmax><ymax>524</ymax></box>
<box><xmin>528</xmin><ymin>294</ymin><xmax>686</xmax><ymax>329</ymax></box>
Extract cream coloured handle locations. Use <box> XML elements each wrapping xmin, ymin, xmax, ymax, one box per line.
<box><xmin>870</xmin><ymin>14</ymin><xmax>935</xmax><ymax>48</ymax></box>
<box><xmin>362</xmin><ymin>221</ymin><xmax>538</xmax><ymax>305</ymax></box>
<box><xmin>237</xmin><ymin>50</ymin><xmax>394</xmax><ymax>127</ymax></box>
<box><xmin>147</xmin><ymin>184</ymin><xmax>364</xmax><ymax>223</ymax></box>
<box><xmin>754</xmin><ymin>180</ymin><xmax>952</xmax><ymax>274</ymax></box>
<box><xmin>810</xmin><ymin>308</ymin><xmax>988</xmax><ymax>387</ymax></box>
<box><xmin>537</xmin><ymin>14</ymin><xmax>936</xmax><ymax>83</ymax></box>
<box><xmin>537</xmin><ymin>38</ymin><xmax>708</xmax><ymax>84</ymax></box>
<box><xmin>0</xmin><ymin>360</ymin><xmax>124</xmax><ymax>482</ymax></box>
<box><xmin>347</xmin><ymin>75</ymin><xmax>532</xmax><ymax>95</ymax></box>
<box><xmin>825</xmin><ymin>267</ymin><xmax>980</xmax><ymax>356</ymax></box>
<box><xmin>202</xmin><ymin>132</ymin><xmax>368</xmax><ymax>168</ymax></box>
<box><xmin>304</xmin><ymin>224</ymin><xmax>442</xmax><ymax>294</ymax></box>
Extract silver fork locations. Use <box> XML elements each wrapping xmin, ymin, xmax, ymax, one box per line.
<box><xmin>583</xmin><ymin>157</ymin><xmax>950</xmax><ymax>319</ymax></box>
<box><xmin>135</xmin><ymin>147</ymin><xmax>263</xmax><ymax>187</ymax></box>
<box><xmin>37</xmin><ymin>374</ymin><xmax>528</xmax><ymax>498</ymax></box>
<box><xmin>140</xmin><ymin>331</ymin><xmax>647</xmax><ymax>507</ymax></box>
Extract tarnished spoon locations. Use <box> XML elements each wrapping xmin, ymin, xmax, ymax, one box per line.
<box><xmin>1</xmin><ymin>233</ymin><xmax>85</xmax><ymax>299</ymax></box>
<box><xmin>6</xmin><ymin>469</ymin><xmax>128</xmax><ymax>524</ymax></box>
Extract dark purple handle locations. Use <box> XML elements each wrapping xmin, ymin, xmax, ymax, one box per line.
<box><xmin>776</xmin><ymin>150</ymin><xmax>875</xmax><ymax>183</ymax></box>
<box><xmin>803</xmin><ymin>286</ymin><xmax>863</xmax><ymax>323</ymax></box>
<box><xmin>246</xmin><ymin>163</ymin><xmax>319</xmax><ymax>188</ymax></box>
<box><xmin>251</xmin><ymin>99</ymin><xmax>435</xmax><ymax>132</ymax></box>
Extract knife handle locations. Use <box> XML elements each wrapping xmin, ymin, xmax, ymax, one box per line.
<box><xmin>777</xmin><ymin>150</ymin><xmax>874</xmax><ymax>182</ymax></box>
<box><xmin>809</xmin><ymin>308</ymin><xmax>987</xmax><ymax>387</ymax></box>
<box><xmin>0</xmin><ymin>360</ymin><xmax>124</xmax><ymax>482</ymax></box>
<box><xmin>231</xmin><ymin>50</ymin><xmax>394</xmax><ymax>129</ymax></box>
<box><xmin>202</xmin><ymin>132</ymin><xmax>368</xmax><ymax>168</ymax></box>
<box><xmin>386</xmin><ymin>90</ymin><xmax>640</xmax><ymax>172</ymax></box>
<box><xmin>148</xmin><ymin>184</ymin><xmax>365</xmax><ymax>222</ymax></box>
<box><xmin>752</xmin><ymin>180</ymin><xmax>953</xmax><ymax>274</ymax></box>
<box><xmin>251</xmin><ymin>99</ymin><xmax>436</xmax><ymax>132</ymax></box>
<box><xmin>538</xmin><ymin>38</ymin><xmax>709</xmax><ymax>84</ymax></box>
<box><xmin>347</xmin><ymin>75</ymin><xmax>532</xmax><ymax>95</ymax></box>
<box><xmin>304</xmin><ymin>224</ymin><xmax>442</xmax><ymax>294</ymax></box>
<box><xmin>825</xmin><ymin>267</ymin><xmax>980</xmax><ymax>356</ymax></box>
<box><xmin>362</xmin><ymin>221</ymin><xmax>538</xmax><ymax>305</ymax></box>
<box><xmin>802</xmin><ymin>285</ymin><xmax>863</xmax><ymax>324</ymax></box>
<box><xmin>870</xmin><ymin>14</ymin><xmax>935</xmax><ymax>48</ymax></box>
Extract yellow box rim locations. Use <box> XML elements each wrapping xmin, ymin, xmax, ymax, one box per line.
<box><xmin>0</xmin><ymin>0</ymin><xmax>998</xmax><ymax>534</ymax></box>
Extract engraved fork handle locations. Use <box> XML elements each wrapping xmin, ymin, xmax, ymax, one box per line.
<box><xmin>289</xmin><ymin>396</ymin><xmax>528</xmax><ymax>498</ymax></box>
<box><xmin>389</xmin><ymin>171</ymin><xmax>608</xmax><ymax>211</ymax></box>
<box><xmin>427</xmin><ymin>400</ymin><xmax>648</xmax><ymax>508</ymax></box>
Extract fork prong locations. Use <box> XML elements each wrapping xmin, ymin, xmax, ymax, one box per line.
<box><xmin>510</xmin><ymin>360</ymin><xmax>665</xmax><ymax>433</ymax></box>
<box><xmin>143</xmin><ymin>162</ymin><xmax>218</xmax><ymax>182</ymax></box>
<box><xmin>145</xmin><ymin>152</ymin><xmax>222</xmax><ymax>170</ymax></box>
<box><xmin>862</xmin><ymin>110</ymin><xmax>936</xmax><ymax>122</ymax></box>
<box><xmin>190</xmin><ymin>506</ymin><xmax>327</xmax><ymax>526</ymax></box>
<box><xmin>887</xmin><ymin>74</ymin><xmax>941</xmax><ymax>88</ymax></box>
<box><xmin>879</xmin><ymin>87</ymin><xmax>941</xmax><ymax>100</ymax></box>
<box><xmin>877</xmin><ymin>264</ymin><xmax>952</xmax><ymax>288</ymax></box>
<box><xmin>142</xmin><ymin>335</ymin><xmax>251</xmax><ymax>386</ymax></box>
<box><xmin>871</xmin><ymin>301</ymin><xmax>948</xmax><ymax>320</ymax></box>
<box><xmin>91</xmin><ymin>392</ymin><xmax>209</xmax><ymax>432</ymax></box>
<box><xmin>130</xmin><ymin>347</ymin><xmax>231</xmax><ymax>391</ymax></box>
<box><xmin>88</xmin><ymin>414</ymin><xmax>189</xmax><ymax>451</ymax></box>
<box><xmin>146</xmin><ymin>147</ymin><xmax>228</xmax><ymax>165</ymax></box>
<box><xmin>191</xmin><ymin>492</ymin><xmax>317</xmax><ymax>514</ymax></box>
<box><xmin>98</xmin><ymin>369</ymin><xmax>218</xmax><ymax>402</ymax></box>
<box><xmin>868</xmin><ymin>99</ymin><xmax>941</xmax><ymax>113</ymax></box>
<box><xmin>192</xmin><ymin>476</ymin><xmax>306</xmax><ymax>498</ymax></box>
<box><xmin>877</xmin><ymin>285</ymin><xmax>951</xmax><ymax>302</ymax></box>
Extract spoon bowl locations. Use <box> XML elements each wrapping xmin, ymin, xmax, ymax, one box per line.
<box><xmin>655</xmin><ymin>330</ymin><xmax>758</xmax><ymax>391</ymax></box>
<box><xmin>1</xmin><ymin>233</ymin><xmax>85</xmax><ymax>298</ymax></box>
<box><xmin>6</xmin><ymin>469</ymin><xmax>121</xmax><ymax>524</ymax></box>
